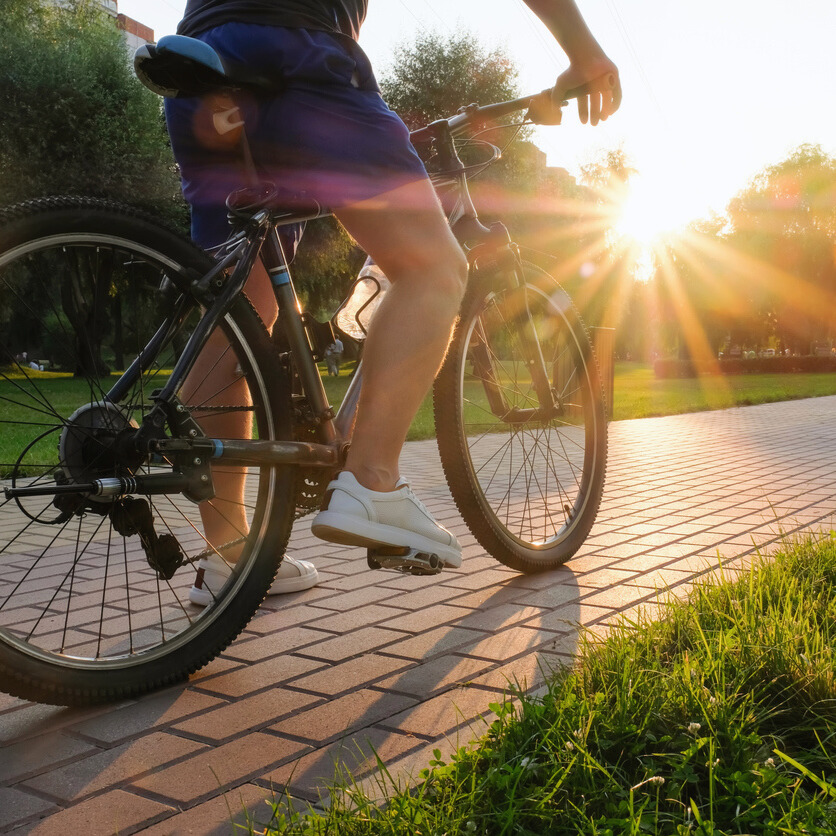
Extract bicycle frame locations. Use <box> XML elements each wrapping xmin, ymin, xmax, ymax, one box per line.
<box><xmin>136</xmin><ymin>110</ymin><xmax>558</xmax><ymax>470</ymax></box>
<box><xmin>7</xmin><ymin>100</ymin><xmax>561</xmax><ymax>506</ymax></box>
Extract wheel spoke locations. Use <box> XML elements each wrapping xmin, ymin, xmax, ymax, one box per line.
<box><xmin>437</xmin><ymin>263</ymin><xmax>606</xmax><ymax>568</ymax></box>
<box><xmin>0</xmin><ymin>205</ymin><xmax>292</xmax><ymax>704</ymax></box>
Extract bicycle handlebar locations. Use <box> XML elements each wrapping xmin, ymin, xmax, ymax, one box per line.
<box><xmin>415</xmin><ymin>73</ymin><xmax>617</xmax><ymax>140</ymax></box>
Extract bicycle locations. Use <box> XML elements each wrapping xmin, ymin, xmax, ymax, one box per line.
<box><xmin>0</xmin><ymin>35</ymin><xmax>607</xmax><ymax>705</ymax></box>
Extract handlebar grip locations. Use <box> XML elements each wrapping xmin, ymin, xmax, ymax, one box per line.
<box><xmin>527</xmin><ymin>73</ymin><xmax>617</xmax><ymax>125</ymax></box>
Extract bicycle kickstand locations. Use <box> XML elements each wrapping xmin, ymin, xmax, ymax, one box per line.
<box><xmin>367</xmin><ymin>546</ymin><xmax>443</xmax><ymax>576</ymax></box>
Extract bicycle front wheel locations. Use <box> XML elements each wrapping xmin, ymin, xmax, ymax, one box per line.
<box><xmin>434</xmin><ymin>262</ymin><xmax>607</xmax><ymax>572</ymax></box>
<box><xmin>0</xmin><ymin>197</ymin><xmax>295</xmax><ymax>705</ymax></box>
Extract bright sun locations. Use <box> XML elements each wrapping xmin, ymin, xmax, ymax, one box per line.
<box><xmin>613</xmin><ymin>174</ymin><xmax>697</xmax><ymax>248</ymax></box>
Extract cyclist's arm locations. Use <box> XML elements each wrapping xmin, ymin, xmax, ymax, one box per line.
<box><xmin>521</xmin><ymin>0</ymin><xmax>622</xmax><ymax>125</ymax></box>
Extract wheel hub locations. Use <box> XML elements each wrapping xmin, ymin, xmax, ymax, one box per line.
<box><xmin>59</xmin><ymin>402</ymin><xmax>142</xmax><ymax>503</ymax></box>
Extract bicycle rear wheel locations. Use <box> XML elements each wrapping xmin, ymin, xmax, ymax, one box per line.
<box><xmin>0</xmin><ymin>197</ymin><xmax>295</xmax><ymax>705</ymax></box>
<box><xmin>434</xmin><ymin>262</ymin><xmax>607</xmax><ymax>572</ymax></box>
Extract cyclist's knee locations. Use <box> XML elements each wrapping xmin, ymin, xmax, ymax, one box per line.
<box><xmin>415</xmin><ymin>243</ymin><xmax>468</xmax><ymax>305</ymax></box>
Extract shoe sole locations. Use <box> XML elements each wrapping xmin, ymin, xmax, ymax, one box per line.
<box><xmin>311</xmin><ymin>510</ymin><xmax>462</xmax><ymax>568</ymax></box>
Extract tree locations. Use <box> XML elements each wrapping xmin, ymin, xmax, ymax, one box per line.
<box><xmin>379</xmin><ymin>30</ymin><xmax>519</xmax><ymax>131</ymax></box>
<box><xmin>726</xmin><ymin>144</ymin><xmax>836</xmax><ymax>353</ymax></box>
<box><xmin>0</xmin><ymin>0</ymin><xmax>184</xmax><ymax>222</ymax></box>
<box><xmin>0</xmin><ymin>0</ymin><xmax>186</xmax><ymax>376</ymax></box>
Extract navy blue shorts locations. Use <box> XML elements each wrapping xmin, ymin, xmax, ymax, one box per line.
<box><xmin>164</xmin><ymin>24</ymin><xmax>429</xmax><ymax>250</ymax></box>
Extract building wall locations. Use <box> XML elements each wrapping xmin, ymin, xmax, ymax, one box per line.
<box><xmin>47</xmin><ymin>0</ymin><xmax>154</xmax><ymax>47</ymax></box>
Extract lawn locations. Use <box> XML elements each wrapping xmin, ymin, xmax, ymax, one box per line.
<box><xmin>4</xmin><ymin>361</ymin><xmax>836</xmax><ymax>469</ymax></box>
<box><xmin>611</xmin><ymin>361</ymin><xmax>836</xmax><ymax>421</ymax></box>
<box><xmin>323</xmin><ymin>361</ymin><xmax>836</xmax><ymax>438</ymax></box>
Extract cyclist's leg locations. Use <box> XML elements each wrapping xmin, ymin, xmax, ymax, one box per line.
<box><xmin>180</xmin><ymin>261</ymin><xmax>276</xmax><ymax>558</ymax></box>
<box><xmin>334</xmin><ymin>179</ymin><xmax>468</xmax><ymax>492</ymax></box>
<box><xmin>310</xmin><ymin>179</ymin><xmax>467</xmax><ymax>568</ymax></box>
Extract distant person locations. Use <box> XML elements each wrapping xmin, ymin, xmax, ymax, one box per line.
<box><xmin>324</xmin><ymin>336</ymin><xmax>344</xmax><ymax>377</ymax></box>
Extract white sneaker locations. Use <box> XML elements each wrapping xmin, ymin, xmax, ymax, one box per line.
<box><xmin>311</xmin><ymin>471</ymin><xmax>462</xmax><ymax>568</ymax></box>
<box><xmin>189</xmin><ymin>553</ymin><xmax>319</xmax><ymax>607</ymax></box>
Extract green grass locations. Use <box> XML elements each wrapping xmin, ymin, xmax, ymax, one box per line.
<box><xmin>4</xmin><ymin>362</ymin><xmax>836</xmax><ymax>470</ymax></box>
<box><xmin>612</xmin><ymin>361</ymin><xmax>836</xmax><ymax>421</ymax></box>
<box><xmin>256</xmin><ymin>535</ymin><xmax>836</xmax><ymax>834</ymax></box>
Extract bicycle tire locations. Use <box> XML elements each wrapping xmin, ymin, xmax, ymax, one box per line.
<box><xmin>0</xmin><ymin>197</ymin><xmax>295</xmax><ymax>705</ymax></box>
<box><xmin>434</xmin><ymin>261</ymin><xmax>607</xmax><ymax>572</ymax></box>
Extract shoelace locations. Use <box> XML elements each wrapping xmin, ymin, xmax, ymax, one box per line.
<box><xmin>402</xmin><ymin>483</ymin><xmax>435</xmax><ymax>522</ymax></box>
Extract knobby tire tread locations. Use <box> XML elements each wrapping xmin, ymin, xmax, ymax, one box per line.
<box><xmin>434</xmin><ymin>264</ymin><xmax>608</xmax><ymax>573</ymax></box>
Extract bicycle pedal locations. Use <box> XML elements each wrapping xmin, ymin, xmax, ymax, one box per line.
<box><xmin>367</xmin><ymin>546</ymin><xmax>443</xmax><ymax>576</ymax></box>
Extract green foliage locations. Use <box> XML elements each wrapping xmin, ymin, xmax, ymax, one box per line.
<box><xmin>257</xmin><ymin>536</ymin><xmax>836</xmax><ymax>834</ymax></box>
<box><xmin>379</xmin><ymin>30</ymin><xmax>519</xmax><ymax>131</ymax></box>
<box><xmin>0</xmin><ymin>0</ymin><xmax>184</xmax><ymax>225</ymax></box>
<box><xmin>653</xmin><ymin>145</ymin><xmax>836</xmax><ymax>361</ymax></box>
<box><xmin>293</xmin><ymin>218</ymin><xmax>365</xmax><ymax>319</ymax></box>
<box><xmin>723</xmin><ymin>144</ymin><xmax>836</xmax><ymax>354</ymax></box>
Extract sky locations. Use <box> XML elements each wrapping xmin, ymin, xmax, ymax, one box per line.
<box><xmin>118</xmin><ymin>0</ymin><xmax>836</xmax><ymax>236</ymax></box>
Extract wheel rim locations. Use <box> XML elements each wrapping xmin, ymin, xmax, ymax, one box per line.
<box><xmin>0</xmin><ymin>230</ymin><xmax>277</xmax><ymax>671</ymax></box>
<box><xmin>457</xmin><ymin>282</ymin><xmax>601</xmax><ymax>553</ymax></box>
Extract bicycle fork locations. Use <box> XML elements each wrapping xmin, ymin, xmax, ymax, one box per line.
<box><xmin>470</xmin><ymin>229</ymin><xmax>560</xmax><ymax>424</ymax></box>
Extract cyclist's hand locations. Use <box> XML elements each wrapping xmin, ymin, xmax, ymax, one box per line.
<box><xmin>553</xmin><ymin>58</ymin><xmax>622</xmax><ymax>126</ymax></box>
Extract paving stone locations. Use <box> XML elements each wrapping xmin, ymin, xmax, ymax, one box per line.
<box><xmin>0</xmin><ymin>787</ymin><xmax>56</xmax><ymax>831</ymax></box>
<box><xmin>270</xmin><ymin>688</ymin><xmax>416</xmax><ymax>745</ymax></box>
<box><xmin>289</xmin><ymin>654</ymin><xmax>413</xmax><ymax>696</ymax></box>
<box><xmin>0</xmin><ymin>731</ymin><xmax>98</xmax><ymax>784</ymax></box>
<box><xmin>0</xmin><ymin>701</ymin><xmax>124</xmax><ymax>746</ymax></box>
<box><xmin>382</xmin><ymin>584</ymin><xmax>470</xmax><ymax>610</ymax></box>
<box><xmin>572</xmin><ymin>567</ymin><xmax>641</xmax><ymax>588</ymax></box>
<box><xmin>221</xmin><ymin>627</ymin><xmax>325</xmax><ymax>662</ymax></box>
<box><xmin>193</xmin><ymin>654</ymin><xmax>325</xmax><ymax>698</ymax></box>
<box><xmin>580</xmin><ymin>585</ymin><xmax>650</xmax><ymax>611</ymax></box>
<box><xmin>16</xmin><ymin>398</ymin><xmax>836</xmax><ymax>833</ymax></box>
<box><xmin>378</xmin><ymin>603</ymin><xmax>471</xmax><ymax>632</ymax></box>
<box><xmin>132</xmin><ymin>733</ymin><xmax>310</xmax><ymax>805</ymax></box>
<box><xmin>244</xmin><ymin>604</ymin><xmax>336</xmax><ymax>635</ymax></box>
<box><xmin>261</xmin><ymin>727</ymin><xmax>424</xmax><ymax>800</ymax></box>
<box><xmin>135</xmin><ymin>783</ymin><xmax>272</xmax><ymax>835</ymax></box>
<box><xmin>22</xmin><ymin>732</ymin><xmax>206</xmax><ymax>803</ymax></box>
<box><xmin>375</xmin><ymin>655</ymin><xmax>495</xmax><ymax>698</ymax></box>
<box><xmin>514</xmin><ymin>583</ymin><xmax>588</xmax><ymax>610</ymax></box>
<box><xmin>0</xmin><ymin>693</ymin><xmax>27</xmax><ymax>713</ymax></box>
<box><xmin>440</xmin><ymin>569</ymin><xmax>520</xmax><ymax>591</ymax></box>
<box><xmin>379</xmin><ymin>685</ymin><xmax>504</xmax><ymax>739</ymax></box>
<box><xmin>457</xmin><ymin>626</ymin><xmax>566</xmax><ymax>663</ymax></box>
<box><xmin>299</xmin><ymin>626</ymin><xmax>407</xmax><ymax>662</ymax></box>
<box><xmin>382</xmin><ymin>625</ymin><xmax>487</xmax><ymax>661</ymax></box>
<box><xmin>20</xmin><ymin>789</ymin><xmax>172</xmax><ymax>836</ymax></box>
<box><xmin>311</xmin><ymin>586</ymin><xmax>397</xmax><ymax>611</ymax></box>
<box><xmin>172</xmin><ymin>688</ymin><xmax>321</xmax><ymax>743</ymax></box>
<box><xmin>69</xmin><ymin>689</ymin><xmax>225</xmax><ymax>744</ymax></box>
<box><xmin>302</xmin><ymin>604</ymin><xmax>408</xmax><ymax>633</ymax></box>
<box><xmin>467</xmin><ymin>650</ymin><xmax>568</xmax><ymax>693</ymax></box>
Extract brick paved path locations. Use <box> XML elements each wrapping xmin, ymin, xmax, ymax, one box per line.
<box><xmin>2</xmin><ymin>397</ymin><xmax>835</xmax><ymax>834</ymax></box>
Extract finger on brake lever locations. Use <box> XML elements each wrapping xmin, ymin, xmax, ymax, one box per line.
<box><xmin>526</xmin><ymin>88</ymin><xmax>564</xmax><ymax>126</ymax></box>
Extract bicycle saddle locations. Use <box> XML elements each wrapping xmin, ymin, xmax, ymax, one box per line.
<box><xmin>134</xmin><ymin>35</ymin><xmax>276</xmax><ymax>98</ymax></box>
